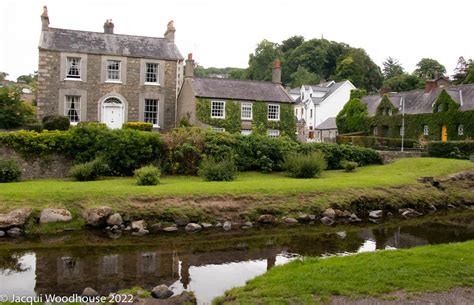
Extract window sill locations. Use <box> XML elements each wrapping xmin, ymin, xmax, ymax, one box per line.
<box><xmin>241</xmin><ymin>118</ymin><xmax>253</xmax><ymax>121</ymax></box>
<box><xmin>64</xmin><ymin>78</ymin><xmax>83</xmax><ymax>82</ymax></box>
<box><xmin>211</xmin><ymin>116</ymin><xmax>225</xmax><ymax>119</ymax></box>
<box><xmin>144</xmin><ymin>82</ymin><xmax>161</xmax><ymax>86</ymax></box>
<box><xmin>268</xmin><ymin>119</ymin><xmax>280</xmax><ymax>122</ymax></box>
<box><xmin>70</xmin><ymin>122</ymin><xmax>79</xmax><ymax>126</ymax></box>
<box><xmin>105</xmin><ymin>80</ymin><xmax>122</xmax><ymax>84</ymax></box>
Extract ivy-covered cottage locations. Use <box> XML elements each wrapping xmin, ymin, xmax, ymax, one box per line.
<box><xmin>362</xmin><ymin>82</ymin><xmax>474</xmax><ymax>142</ymax></box>
<box><xmin>177</xmin><ymin>55</ymin><xmax>295</xmax><ymax>137</ymax></box>
<box><xmin>37</xmin><ymin>6</ymin><xmax>184</xmax><ymax>130</ymax></box>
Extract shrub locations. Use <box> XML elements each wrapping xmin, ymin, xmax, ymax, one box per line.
<box><xmin>283</xmin><ymin>152</ymin><xmax>327</xmax><ymax>178</ymax></box>
<box><xmin>198</xmin><ymin>157</ymin><xmax>237</xmax><ymax>181</ymax></box>
<box><xmin>427</xmin><ymin>141</ymin><xmax>474</xmax><ymax>159</ymax></box>
<box><xmin>69</xmin><ymin>157</ymin><xmax>109</xmax><ymax>181</ymax></box>
<box><xmin>24</xmin><ymin>122</ymin><xmax>44</xmax><ymax>132</ymax></box>
<box><xmin>0</xmin><ymin>86</ymin><xmax>36</xmax><ymax>129</ymax></box>
<box><xmin>340</xmin><ymin>160</ymin><xmax>359</xmax><ymax>172</ymax></box>
<box><xmin>0</xmin><ymin>158</ymin><xmax>21</xmax><ymax>182</ymax></box>
<box><xmin>134</xmin><ymin>165</ymin><xmax>161</xmax><ymax>185</ymax></box>
<box><xmin>122</xmin><ymin>122</ymin><xmax>153</xmax><ymax>132</ymax></box>
<box><xmin>42</xmin><ymin>115</ymin><xmax>70</xmax><ymax>131</ymax></box>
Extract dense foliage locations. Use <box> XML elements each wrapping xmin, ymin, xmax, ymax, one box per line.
<box><xmin>383</xmin><ymin>74</ymin><xmax>424</xmax><ymax>92</ymax></box>
<box><xmin>122</xmin><ymin>122</ymin><xmax>153</xmax><ymax>131</ymax></box>
<box><xmin>283</xmin><ymin>152</ymin><xmax>327</xmax><ymax>178</ymax></box>
<box><xmin>427</xmin><ymin>141</ymin><xmax>474</xmax><ymax>159</ymax></box>
<box><xmin>69</xmin><ymin>157</ymin><xmax>109</xmax><ymax>181</ymax></box>
<box><xmin>340</xmin><ymin>160</ymin><xmax>359</xmax><ymax>172</ymax></box>
<box><xmin>0</xmin><ymin>86</ymin><xmax>36</xmax><ymax>129</ymax></box>
<box><xmin>382</xmin><ymin>57</ymin><xmax>404</xmax><ymax>80</ymax></box>
<box><xmin>42</xmin><ymin>115</ymin><xmax>70</xmax><ymax>131</ymax></box>
<box><xmin>336</xmin><ymin>98</ymin><xmax>369</xmax><ymax>134</ymax></box>
<box><xmin>337</xmin><ymin>135</ymin><xmax>419</xmax><ymax>150</ymax></box>
<box><xmin>414</xmin><ymin>58</ymin><xmax>446</xmax><ymax>80</ymax></box>
<box><xmin>134</xmin><ymin>165</ymin><xmax>161</xmax><ymax>185</ymax></box>
<box><xmin>0</xmin><ymin>158</ymin><xmax>21</xmax><ymax>183</ymax></box>
<box><xmin>198</xmin><ymin>157</ymin><xmax>237</xmax><ymax>181</ymax></box>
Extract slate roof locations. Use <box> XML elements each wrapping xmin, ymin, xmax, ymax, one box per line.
<box><xmin>362</xmin><ymin>84</ymin><xmax>474</xmax><ymax>115</ymax></box>
<box><xmin>191</xmin><ymin>77</ymin><xmax>294</xmax><ymax>103</ymax></box>
<box><xmin>315</xmin><ymin>117</ymin><xmax>337</xmax><ymax>130</ymax></box>
<box><xmin>39</xmin><ymin>28</ymin><xmax>183</xmax><ymax>60</ymax></box>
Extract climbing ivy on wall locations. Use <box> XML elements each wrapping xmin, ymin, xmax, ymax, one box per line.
<box><xmin>376</xmin><ymin>95</ymin><xmax>398</xmax><ymax>116</ymax></box>
<box><xmin>196</xmin><ymin>98</ymin><xmax>296</xmax><ymax>138</ymax></box>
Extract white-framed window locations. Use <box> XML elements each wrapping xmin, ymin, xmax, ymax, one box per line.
<box><xmin>144</xmin><ymin>98</ymin><xmax>159</xmax><ymax>127</ymax></box>
<box><xmin>145</xmin><ymin>63</ymin><xmax>159</xmax><ymax>84</ymax></box>
<box><xmin>423</xmin><ymin>125</ymin><xmax>429</xmax><ymax>136</ymax></box>
<box><xmin>458</xmin><ymin>124</ymin><xmax>464</xmax><ymax>136</ymax></box>
<box><xmin>294</xmin><ymin>109</ymin><xmax>298</xmax><ymax>116</ymax></box>
<box><xmin>267</xmin><ymin>104</ymin><xmax>280</xmax><ymax>121</ymax></box>
<box><xmin>267</xmin><ymin>129</ymin><xmax>280</xmax><ymax>137</ymax></box>
<box><xmin>106</xmin><ymin>60</ymin><xmax>121</xmax><ymax>81</ymax></box>
<box><xmin>65</xmin><ymin>95</ymin><xmax>80</xmax><ymax>124</ymax></box>
<box><xmin>241</xmin><ymin>102</ymin><xmax>252</xmax><ymax>120</ymax></box>
<box><xmin>373</xmin><ymin>126</ymin><xmax>378</xmax><ymax>136</ymax></box>
<box><xmin>241</xmin><ymin>129</ymin><xmax>252</xmax><ymax>136</ymax></box>
<box><xmin>66</xmin><ymin>57</ymin><xmax>81</xmax><ymax>79</ymax></box>
<box><xmin>211</xmin><ymin>101</ymin><xmax>225</xmax><ymax>119</ymax></box>
<box><xmin>212</xmin><ymin>127</ymin><xmax>225</xmax><ymax>133</ymax></box>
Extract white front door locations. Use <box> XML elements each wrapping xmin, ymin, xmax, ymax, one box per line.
<box><xmin>102</xmin><ymin>98</ymin><xmax>124</xmax><ymax>129</ymax></box>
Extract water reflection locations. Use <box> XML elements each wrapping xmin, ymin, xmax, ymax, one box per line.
<box><xmin>0</xmin><ymin>214</ymin><xmax>473</xmax><ymax>305</ymax></box>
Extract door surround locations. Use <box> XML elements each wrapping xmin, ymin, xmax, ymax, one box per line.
<box><xmin>97</xmin><ymin>93</ymin><xmax>129</xmax><ymax>128</ymax></box>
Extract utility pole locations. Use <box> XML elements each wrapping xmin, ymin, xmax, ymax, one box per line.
<box><xmin>401</xmin><ymin>97</ymin><xmax>405</xmax><ymax>152</ymax></box>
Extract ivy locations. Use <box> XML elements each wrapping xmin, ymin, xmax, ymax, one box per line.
<box><xmin>196</xmin><ymin>98</ymin><xmax>296</xmax><ymax>138</ymax></box>
<box><xmin>432</xmin><ymin>90</ymin><xmax>460</xmax><ymax>113</ymax></box>
<box><xmin>376</xmin><ymin>95</ymin><xmax>398</xmax><ymax>116</ymax></box>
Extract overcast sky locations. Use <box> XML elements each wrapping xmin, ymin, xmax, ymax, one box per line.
<box><xmin>0</xmin><ymin>0</ymin><xmax>472</xmax><ymax>80</ymax></box>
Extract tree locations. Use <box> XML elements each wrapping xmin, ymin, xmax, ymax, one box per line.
<box><xmin>16</xmin><ymin>74</ymin><xmax>35</xmax><ymax>84</ymax></box>
<box><xmin>463</xmin><ymin>61</ymin><xmax>474</xmax><ymax>84</ymax></box>
<box><xmin>0</xmin><ymin>86</ymin><xmax>36</xmax><ymax>129</ymax></box>
<box><xmin>246</xmin><ymin>39</ymin><xmax>279</xmax><ymax>81</ymax></box>
<box><xmin>0</xmin><ymin>72</ymin><xmax>8</xmax><ymax>83</ymax></box>
<box><xmin>289</xmin><ymin>66</ymin><xmax>319</xmax><ymax>88</ymax></box>
<box><xmin>452</xmin><ymin>56</ymin><xmax>468</xmax><ymax>84</ymax></box>
<box><xmin>334</xmin><ymin>48</ymin><xmax>383</xmax><ymax>92</ymax></box>
<box><xmin>382</xmin><ymin>57</ymin><xmax>404</xmax><ymax>80</ymax></box>
<box><xmin>413</xmin><ymin>58</ymin><xmax>446</xmax><ymax>80</ymax></box>
<box><xmin>383</xmin><ymin>74</ymin><xmax>424</xmax><ymax>92</ymax></box>
<box><xmin>336</xmin><ymin>98</ymin><xmax>369</xmax><ymax>134</ymax></box>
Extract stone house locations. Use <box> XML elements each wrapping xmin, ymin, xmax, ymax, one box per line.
<box><xmin>177</xmin><ymin>55</ymin><xmax>295</xmax><ymax>137</ymax></box>
<box><xmin>37</xmin><ymin>6</ymin><xmax>184</xmax><ymax>130</ymax></box>
<box><xmin>289</xmin><ymin>80</ymin><xmax>356</xmax><ymax>141</ymax></box>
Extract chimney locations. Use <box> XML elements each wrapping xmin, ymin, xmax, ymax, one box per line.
<box><xmin>379</xmin><ymin>87</ymin><xmax>390</xmax><ymax>97</ymax></box>
<box><xmin>103</xmin><ymin>19</ymin><xmax>114</xmax><ymax>34</ymax></box>
<box><xmin>164</xmin><ymin>20</ymin><xmax>176</xmax><ymax>42</ymax></box>
<box><xmin>41</xmin><ymin>6</ymin><xmax>49</xmax><ymax>31</ymax></box>
<box><xmin>184</xmin><ymin>53</ymin><xmax>194</xmax><ymax>78</ymax></box>
<box><xmin>272</xmin><ymin>59</ymin><xmax>281</xmax><ymax>84</ymax></box>
<box><xmin>424</xmin><ymin>80</ymin><xmax>438</xmax><ymax>93</ymax></box>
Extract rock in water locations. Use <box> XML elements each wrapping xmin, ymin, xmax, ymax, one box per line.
<box><xmin>106</xmin><ymin>213</ymin><xmax>123</xmax><ymax>226</ymax></box>
<box><xmin>82</xmin><ymin>287</ymin><xmax>99</xmax><ymax>297</ymax></box>
<box><xmin>162</xmin><ymin>226</ymin><xmax>178</xmax><ymax>232</ymax></box>
<box><xmin>284</xmin><ymin>217</ymin><xmax>298</xmax><ymax>224</ymax></box>
<box><xmin>369</xmin><ymin>210</ymin><xmax>383</xmax><ymax>219</ymax></box>
<box><xmin>185</xmin><ymin>223</ymin><xmax>202</xmax><ymax>232</ymax></box>
<box><xmin>151</xmin><ymin>285</ymin><xmax>173</xmax><ymax>299</ymax></box>
<box><xmin>321</xmin><ymin>216</ymin><xmax>334</xmax><ymax>226</ymax></box>
<box><xmin>39</xmin><ymin>208</ymin><xmax>72</xmax><ymax>224</ymax></box>
<box><xmin>0</xmin><ymin>208</ymin><xmax>32</xmax><ymax>229</ymax></box>
<box><xmin>223</xmin><ymin>221</ymin><xmax>232</xmax><ymax>231</ymax></box>
<box><xmin>132</xmin><ymin>220</ymin><xmax>147</xmax><ymax>231</ymax></box>
<box><xmin>82</xmin><ymin>206</ymin><xmax>113</xmax><ymax>227</ymax></box>
<box><xmin>7</xmin><ymin>227</ymin><xmax>22</xmax><ymax>237</ymax></box>
<box><xmin>322</xmin><ymin>208</ymin><xmax>336</xmax><ymax>219</ymax></box>
<box><xmin>257</xmin><ymin>214</ymin><xmax>274</xmax><ymax>224</ymax></box>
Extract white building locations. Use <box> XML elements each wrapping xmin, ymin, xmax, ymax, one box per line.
<box><xmin>290</xmin><ymin>80</ymin><xmax>356</xmax><ymax>141</ymax></box>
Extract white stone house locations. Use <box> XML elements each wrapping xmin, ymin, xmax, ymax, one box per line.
<box><xmin>290</xmin><ymin>80</ymin><xmax>356</xmax><ymax>141</ymax></box>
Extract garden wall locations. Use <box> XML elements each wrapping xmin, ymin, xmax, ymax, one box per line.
<box><xmin>0</xmin><ymin>146</ymin><xmax>72</xmax><ymax>179</ymax></box>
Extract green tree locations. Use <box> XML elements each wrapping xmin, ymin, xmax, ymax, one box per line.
<box><xmin>382</xmin><ymin>57</ymin><xmax>404</xmax><ymax>80</ymax></box>
<box><xmin>463</xmin><ymin>62</ymin><xmax>474</xmax><ymax>84</ymax></box>
<box><xmin>0</xmin><ymin>86</ymin><xmax>36</xmax><ymax>129</ymax></box>
<box><xmin>0</xmin><ymin>72</ymin><xmax>8</xmax><ymax>82</ymax></box>
<box><xmin>246</xmin><ymin>39</ymin><xmax>279</xmax><ymax>81</ymax></box>
<box><xmin>383</xmin><ymin>73</ymin><xmax>424</xmax><ymax>92</ymax></box>
<box><xmin>16</xmin><ymin>74</ymin><xmax>35</xmax><ymax>84</ymax></box>
<box><xmin>336</xmin><ymin>98</ymin><xmax>369</xmax><ymax>134</ymax></box>
<box><xmin>289</xmin><ymin>66</ymin><xmax>319</xmax><ymax>88</ymax></box>
<box><xmin>334</xmin><ymin>48</ymin><xmax>383</xmax><ymax>92</ymax></box>
<box><xmin>452</xmin><ymin>56</ymin><xmax>468</xmax><ymax>84</ymax></box>
<box><xmin>414</xmin><ymin>58</ymin><xmax>446</xmax><ymax>80</ymax></box>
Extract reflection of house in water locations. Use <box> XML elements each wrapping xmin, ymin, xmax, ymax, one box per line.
<box><xmin>358</xmin><ymin>228</ymin><xmax>429</xmax><ymax>250</ymax></box>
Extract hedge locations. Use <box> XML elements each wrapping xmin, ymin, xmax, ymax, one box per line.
<box><xmin>122</xmin><ymin>122</ymin><xmax>153</xmax><ymax>132</ymax></box>
<box><xmin>337</xmin><ymin>135</ymin><xmax>419</xmax><ymax>150</ymax></box>
<box><xmin>427</xmin><ymin>141</ymin><xmax>474</xmax><ymax>159</ymax></box>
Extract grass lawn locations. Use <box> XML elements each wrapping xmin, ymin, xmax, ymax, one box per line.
<box><xmin>0</xmin><ymin>158</ymin><xmax>473</xmax><ymax>210</ymax></box>
<box><xmin>213</xmin><ymin>240</ymin><xmax>474</xmax><ymax>304</ymax></box>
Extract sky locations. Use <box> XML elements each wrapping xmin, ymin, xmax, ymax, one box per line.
<box><xmin>0</xmin><ymin>0</ymin><xmax>472</xmax><ymax>80</ymax></box>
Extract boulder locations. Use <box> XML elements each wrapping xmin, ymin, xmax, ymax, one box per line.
<box><xmin>342</xmin><ymin>210</ymin><xmax>352</xmax><ymax>218</ymax></box>
<box><xmin>334</xmin><ymin>209</ymin><xmax>345</xmax><ymax>218</ymax></box>
<box><xmin>241</xmin><ymin>221</ymin><xmax>253</xmax><ymax>229</ymax></box>
<box><xmin>149</xmin><ymin>223</ymin><xmax>162</xmax><ymax>233</ymax></box>
<box><xmin>174</xmin><ymin>216</ymin><xmax>190</xmax><ymax>226</ymax></box>
<box><xmin>369</xmin><ymin>210</ymin><xmax>383</xmax><ymax>219</ymax></box>
<box><xmin>7</xmin><ymin>227</ymin><xmax>22</xmax><ymax>237</ymax></box>
<box><xmin>82</xmin><ymin>206</ymin><xmax>113</xmax><ymax>227</ymax></box>
<box><xmin>297</xmin><ymin>214</ymin><xmax>312</xmax><ymax>222</ymax></box>
<box><xmin>132</xmin><ymin>220</ymin><xmax>147</xmax><ymax>231</ymax></box>
<box><xmin>132</xmin><ymin>228</ymin><xmax>149</xmax><ymax>236</ymax></box>
<box><xmin>349</xmin><ymin>214</ymin><xmax>362</xmax><ymax>222</ymax></box>
<box><xmin>428</xmin><ymin>204</ymin><xmax>437</xmax><ymax>211</ymax></box>
<box><xmin>106</xmin><ymin>213</ymin><xmax>123</xmax><ymax>226</ymax></box>
<box><xmin>0</xmin><ymin>230</ymin><xmax>5</xmax><ymax>237</ymax></box>
<box><xmin>151</xmin><ymin>285</ymin><xmax>173</xmax><ymax>299</ymax></box>
<box><xmin>215</xmin><ymin>223</ymin><xmax>223</xmax><ymax>228</ymax></box>
<box><xmin>162</xmin><ymin>226</ymin><xmax>178</xmax><ymax>233</ymax></box>
<box><xmin>399</xmin><ymin>208</ymin><xmax>422</xmax><ymax>218</ymax></box>
<box><xmin>39</xmin><ymin>208</ymin><xmax>72</xmax><ymax>224</ymax></box>
<box><xmin>200</xmin><ymin>223</ymin><xmax>213</xmax><ymax>229</ymax></box>
<box><xmin>284</xmin><ymin>217</ymin><xmax>298</xmax><ymax>224</ymax></box>
<box><xmin>322</xmin><ymin>208</ymin><xmax>336</xmax><ymax>219</ymax></box>
<box><xmin>185</xmin><ymin>223</ymin><xmax>202</xmax><ymax>232</ymax></box>
<box><xmin>257</xmin><ymin>214</ymin><xmax>274</xmax><ymax>224</ymax></box>
<box><xmin>321</xmin><ymin>216</ymin><xmax>334</xmax><ymax>226</ymax></box>
<box><xmin>0</xmin><ymin>208</ymin><xmax>32</xmax><ymax>229</ymax></box>
<box><xmin>223</xmin><ymin>221</ymin><xmax>232</xmax><ymax>231</ymax></box>
<box><xmin>134</xmin><ymin>291</ymin><xmax>196</xmax><ymax>305</ymax></box>
<box><xmin>82</xmin><ymin>287</ymin><xmax>99</xmax><ymax>297</ymax></box>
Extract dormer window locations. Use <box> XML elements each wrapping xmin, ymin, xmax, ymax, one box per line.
<box><xmin>66</xmin><ymin>57</ymin><xmax>81</xmax><ymax>79</ymax></box>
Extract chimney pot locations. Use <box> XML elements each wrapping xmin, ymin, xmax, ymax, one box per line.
<box><xmin>164</xmin><ymin>20</ymin><xmax>176</xmax><ymax>42</ymax></box>
<box><xmin>41</xmin><ymin>6</ymin><xmax>49</xmax><ymax>31</ymax></box>
<box><xmin>272</xmin><ymin>59</ymin><xmax>282</xmax><ymax>84</ymax></box>
<box><xmin>185</xmin><ymin>52</ymin><xmax>194</xmax><ymax>78</ymax></box>
<box><xmin>104</xmin><ymin>19</ymin><xmax>114</xmax><ymax>34</ymax></box>
<box><xmin>187</xmin><ymin>53</ymin><xmax>193</xmax><ymax>60</ymax></box>
<box><xmin>424</xmin><ymin>80</ymin><xmax>437</xmax><ymax>93</ymax></box>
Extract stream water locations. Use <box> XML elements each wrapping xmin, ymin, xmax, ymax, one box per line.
<box><xmin>0</xmin><ymin>211</ymin><xmax>473</xmax><ymax>305</ymax></box>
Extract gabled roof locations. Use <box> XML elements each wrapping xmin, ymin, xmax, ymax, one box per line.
<box><xmin>362</xmin><ymin>84</ymin><xmax>474</xmax><ymax>115</ymax></box>
<box><xmin>191</xmin><ymin>77</ymin><xmax>294</xmax><ymax>103</ymax></box>
<box><xmin>39</xmin><ymin>28</ymin><xmax>183</xmax><ymax>60</ymax></box>
<box><xmin>294</xmin><ymin>80</ymin><xmax>352</xmax><ymax>105</ymax></box>
<box><xmin>315</xmin><ymin>117</ymin><xmax>337</xmax><ymax>130</ymax></box>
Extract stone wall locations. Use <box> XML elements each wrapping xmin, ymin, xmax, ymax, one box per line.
<box><xmin>378</xmin><ymin>150</ymin><xmax>423</xmax><ymax>164</ymax></box>
<box><xmin>0</xmin><ymin>146</ymin><xmax>72</xmax><ymax>179</ymax></box>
